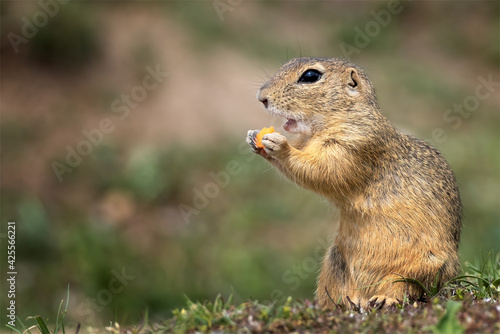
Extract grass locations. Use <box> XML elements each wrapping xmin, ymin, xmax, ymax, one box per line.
<box><xmin>6</xmin><ymin>286</ymin><xmax>71</xmax><ymax>334</ymax></box>
<box><xmin>7</xmin><ymin>253</ymin><xmax>499</xmax><ymax>334</ymax></box>
<box><xmin>161</xmin><ymin>253</ymin><xmax>500</xmax><ymax>333</ymax></box>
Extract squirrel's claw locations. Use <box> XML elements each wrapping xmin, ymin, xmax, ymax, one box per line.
<box><xmin>368</xmin><ymin>296</ymin><xmax>399</xmax><ymax>309</ymax></box>
<box><xmin>246</xmin><ymin>130</ymin><xmax>261</xmax><ymax>153</ymax></box>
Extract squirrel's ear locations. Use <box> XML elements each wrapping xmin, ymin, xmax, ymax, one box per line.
<box><xmin>346</xmin><ymin>68</ymin><xmax>362</xmax><ymax>96</ymax></box>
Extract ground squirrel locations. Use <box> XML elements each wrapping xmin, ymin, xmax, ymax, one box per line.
<box><xmin>246</xmin><ymin>57</ymin><xmax>462</xmax><ymax>308</ymax></box>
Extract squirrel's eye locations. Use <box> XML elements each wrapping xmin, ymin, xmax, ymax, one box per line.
<box><xmin>298</xmin><ymin>69</ymin><xmax>322</xmax><ymax>83</ymax></box>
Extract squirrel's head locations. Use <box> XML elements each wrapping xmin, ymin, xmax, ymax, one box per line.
<box><xmin>257</xmin><ymin>57</ymin><xmax>379</xmax><ymax>135</ymax></box>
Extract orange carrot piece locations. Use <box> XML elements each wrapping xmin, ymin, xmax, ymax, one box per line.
<box><xmin>255</xmin><ymin>126</ymin><xmax>276</xmax><ymax>149</ymax></box>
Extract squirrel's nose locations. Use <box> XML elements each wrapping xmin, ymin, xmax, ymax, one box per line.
<box><xmin>260</xmin><ymin>98</ymin><xmax>269</xmax><ymax>108</ymax></box>
<box><xmin>257</xmin><ymin>88</ymin><xmax>269</xmax><ymax>108</ymax></box>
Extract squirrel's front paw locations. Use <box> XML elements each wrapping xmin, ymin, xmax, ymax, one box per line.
<box><xmin>246</xmin><ymin>130</ymin><xmax>262</xmax><ymax>154</ymax></box>
<box><xmin>262</xmin><ymin>132</ymin><xmax>289</xmax><ymax>158</ymax></box>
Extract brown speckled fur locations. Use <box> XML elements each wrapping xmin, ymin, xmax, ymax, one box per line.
<box><xmin>246</xmin><ymin>57</ymin><xmax>462</xmax><ymax>308</ymax></box>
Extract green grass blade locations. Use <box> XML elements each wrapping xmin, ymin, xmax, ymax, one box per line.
<box><xmin>5</xmin><ymin>316</ymin><xmax>29</xmax><ymax>334</ymax></box>
<box><xmin>35</xmin><ymin>316</ymin><xmax>51</xmax><ymax>334</ymax></box>
<box><xmin>431</xmin><ymin>271</ymin><xmax>441</xmax><ymax>295</ymax></box>
<box><xmin>5</xmin><ymin>325</ymin><xmax>23</xmax><ymax>334</ymax></box>
<box><xmin>480</xmin><ymin>251</ymin><xmax>492</xmax><ymax>279</ymax></box>
<box><xmin>393</xmin><ymin>276</ymin><xmax>432</xmax><ymax>296</ymax></box>
<box><xmin>64</xmin><ymin>285</ymin><xmax>70</xmax><ymax>312</ymax></box>
<box><xmin>17</xmin><ymin>316</ymin><xmax>32</xmax><ymax>334</ymax></box>
<box><xmin>61</xmin><ymin>285</ymin><xmax>70</xmax><ymax>334</ymax></box>
<box><xmin>142</xmin><ymin>308</ymin><xmax>149</xmax><ymax>330</ymax></box>
<box><xmin>225</xmin><ymin>294</ymin><xmax>233</xmax><ymax>309</ymax></box>
<box><xmin>54</xmin><ymin>299</ymin><xmax>64</xmax><ymax>334</ymax></box>
<box><xmin>448</xmin><ymin>274</ymin><xmax>491</xmax><ymax>287</ymax></box>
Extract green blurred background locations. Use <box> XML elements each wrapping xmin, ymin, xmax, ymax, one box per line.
<box><xmin>1</xmin><ymin>0</ymin><xmax>498</xmax><ymax>328</ymax></box>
